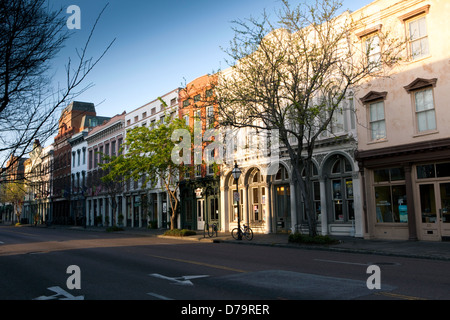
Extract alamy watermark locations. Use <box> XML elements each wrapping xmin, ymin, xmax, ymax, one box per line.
<box><xmin>66</xmin><ymin>265</ymin><xmax>81</xmax><ymax>290</ymax></box>
<box><xmin>66</xmin><ymin>5</ymin><xmax>81</xmax><ymax>30</ymax></box>
<box><xmin>366</xmin><ymin>265</ymin><xmax>381</xmax><ymax>290</ymax></box>
<box><xmin>171</xmin><ymin>125</ymin><xmax>280</xmax><ymax>175</ymax></box>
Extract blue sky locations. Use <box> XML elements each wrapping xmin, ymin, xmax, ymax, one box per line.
<box><xmin>50</xmin><ymin>0</ymin><xmax>374</xmax><ymax>119</ymax></box>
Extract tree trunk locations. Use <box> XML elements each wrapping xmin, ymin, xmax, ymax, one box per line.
<box><xmin>292</xmin><ymin>161</ymin><xmax>317</xmax><ymax>237</ymax></box>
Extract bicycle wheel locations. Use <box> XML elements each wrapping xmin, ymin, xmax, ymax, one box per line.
<box><xmin>244</xmin><ymin>227</ymin><xmax>253</xmax><ymax>240</ymax></box>
<box><xmin>207</xmin><ymin>223</ymin><xmax>215</xmax><ymax>237</ymax></box>
<box><xmin>231</xmin><ymin>228</ymin><xmax>241</xmax><ymax>240</ymax></box>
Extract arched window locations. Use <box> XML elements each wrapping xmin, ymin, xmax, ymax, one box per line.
<box><xmin>301</xmin><ymin>163</ymin><xmax>320</xmax><ymax>223</ymax></box>
<box><xmin>329</xmin><ymin>156</ymin><xmax>354</xmax><ymax>222</ymax></box>
<box><xmin>274</xmin><ymin>165</ymin><xmax>291</xmax><ymax>232</ymax></box>
<box><xmin>249</xmin><ymin>168</ymin><xmax>264</xmax><ymax>223</ymax></box>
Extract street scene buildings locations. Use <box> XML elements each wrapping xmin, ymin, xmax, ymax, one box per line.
<box><xmin>1</xmin><ymin>0</ymin><xmax>449</xmax><ymax>243</ymax></box>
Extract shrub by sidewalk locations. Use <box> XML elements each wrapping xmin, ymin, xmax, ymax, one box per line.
<box><xmin>163</xmin><ymin>229</ymin><xmax>197</xmax><ymax>237</ymax></box>
<box><xmin>288</xmin><ymin>233</ymin><xmax>339</xmax><ymax>245</ymax></box>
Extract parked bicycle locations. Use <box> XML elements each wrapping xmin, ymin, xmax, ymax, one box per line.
<box><xmin>231</xmin><ymin>224</ymin><xmax>253</xmax><ymax>240</ymax></box>
<box><xmin>203</xmin><ymin>222</ymin><xmax>218</xmax><ymax>238</ymax></box>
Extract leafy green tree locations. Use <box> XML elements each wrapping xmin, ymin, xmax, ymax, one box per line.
<box><xmin>0</xmin><ymin>180</ymin><xmax>26</xmax><ymax>224</ymax></box>
<box><xmin>101</xmin><ymin>112</ymin><xmax>192</xmax><ymax>230</ymax></box>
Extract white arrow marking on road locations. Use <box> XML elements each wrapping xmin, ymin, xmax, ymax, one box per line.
<box><xmin>34</xmin><ymin>286</ymin><xmax>84</xmax><ymax>300</ymax></box>
<box><xmin>149</xmin><ymin>273</ymin><xmax>209</xmax><ymax>286</ymax></box>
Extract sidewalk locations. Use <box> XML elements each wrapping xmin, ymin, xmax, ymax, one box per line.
<box><xmin>30</xmin><ymin>224</ymin><xmax>450</xmax><ymax>261</ymax></box>
<box><xmin>162</xmin><ymin>231</ymin><xmax>450</xmax><ymax>261</ymax></box>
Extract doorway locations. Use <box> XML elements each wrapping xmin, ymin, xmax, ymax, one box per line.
<box><xmin>275</xmin><ymin>185</ymin><xmax>291</xmax><ymax>232</ymax></box>
<box><xmin>197</xmin><ymin>199</ymin><xmax>205</xmax><ymax>230</ymax></box>
<box><xmin>418</xmin><ymin>182</ymin><xmax>450</xmax><ymax>240</ymax></box>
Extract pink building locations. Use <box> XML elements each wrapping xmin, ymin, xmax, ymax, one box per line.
<box><xmin>354</xmin><ymin>0</ymin><xmax>450</xmax><ymax>241</ymax></box>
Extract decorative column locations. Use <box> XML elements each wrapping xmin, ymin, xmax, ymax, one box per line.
<box><xmin>289</xmin><ymin>181</ymin><xmax>297</xmax><ymax>233</ymax></box>
<box><xmin>352</xmin><ymin>172</ymin><xmax>363</xmax><ymax>237</ymax></box>
<box><xmin>404</xmin><ymin>164</ymin><xmax>418</xmax><ymax>241</ymax></box>
<box><xmin>319</xmin><ymin>176</ymin><xmax>328</xmax><ymax>235</ymax></box>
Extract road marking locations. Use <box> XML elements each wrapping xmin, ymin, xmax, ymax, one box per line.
<box><xmin>146</xmin><ymin>254</ymin><xmax>246</xmax><ymax>273</ymax></box>
<box><xmin>375</xmin><ymin>292</ymin><xmax>427</xmax><ymax>300</ymax></box>
<box><xmin>149</xmin><ymin>273</ymin><xmax>209</xmax><ymax>286</ymax></box>
<box><xmin>147</xmin><ymin>292</ymin><xmax>173</xmax><ymax>300</ymax></box>
<box><xmin>34</xmin><ymin>286</ymin><xmax>84</xmax><ymax>300</ymax></box>
<box><xmin>314</xmin><ymin>259</ymin><xmax>369</xmax><ymax>266</ymax></box>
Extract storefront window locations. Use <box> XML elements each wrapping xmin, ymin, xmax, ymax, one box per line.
<box><xmin>373</xmin><ymin>167</ymin><xmax>407</xmax><ymax>223</ymax></box>
<box><xmin>417</xmin><ymin>162</ymin><xmax>450</xmax><ymax>179</ymax></box>
<box><xmin>301</xmin><ymin>164</ymin><xmax>320</xmax><ymax>222</ymax></box>
<box><xmin>329</xmin><ymin>157</ymin><xmax>353</xmax><ymax>222</ymax></box>
<box><xmin>419</xmin><ymin>184</ymin><xmax>436</xmax><ymax>223</ymax></box>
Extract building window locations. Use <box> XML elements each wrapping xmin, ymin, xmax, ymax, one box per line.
<box><xmin>329</xmin><ymin>157</ymin><xmax>354</xmax><ymax>222</ymax></box>
<box><xmin>373</xmin><ymin>167</ymin><xmax>407</xmax><ymax>223</ymax></box>
<box><xmin>365</xmin><ymin>34</ymin><xmax>381</xmax><ymax>70</ymax></box>
<box><xmin>210</xmin><ymin>197</ymin><xmax>219</xmax><ymax>221</ymax></box>
<box><xmin>118</xmin><ymin>138</ymin><xmax>123</xmax><ymax>155</ymax></box>
<box><xmin>414</xmin><ymin>88</ymin><xmax>436</xmax><ymax>132</ymax></box>
<box><xmin>300</xmin><ymin>164</ymin><xmax>320</xmax><ymax>222</ymax></box>
<box><xmin>417</xmin><ymin>162</ymin><xmax>450</xmax><ymax>179</ymax></box>
<box><xmin>407</xmin><ymin>16</ymin><xmax>429</xmax><ymax>60</ymax></box>
<box><xmin>206</xmin><ymin>106</ymin><xmax>214</xmax><ymax>129</ymax></box>
<box><xmin>195</xmin><ymin>165</ymin><xmax>202</xmax><ymax>177</ymax></box>
<box><xmin>369</xmin><ymin>100</ymin><xmax>386</xmax><ymax>140</ymax></box>
<box><xmin>88</xmin><ymin>150</ymin><xmax>93</xmax><ymax>169</ymax></box>
<box><xmin>194</xmin><ymin>110</ymin><xmax>201</xmax><ymax>121</ymax></box>
<box><xmin>99</xmin><ymin>146</ymin><xmax>103</xmax><ymax>165</ymax></box>
<box><xmin>207</xmin><ymin>149</ymin><xmax>215</xmax><ymax>175</ymax></box>
<box><xmin>93</xmin><ymin>148</ymin><xmax>98</xmax><ymax>168</ymax></box>
<box><xmin>111</xmin><ymin>141</ymin><xmax>116</xmax><ymax>157</ymax></box>
<box><xmin>331</xmin><ymin>104</ymin><xmax>345</xmax><ymax>134</ymax></box>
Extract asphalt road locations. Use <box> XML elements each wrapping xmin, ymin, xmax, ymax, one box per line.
<box><xmin>1</xmin><ymin>226</ymin><xmax>449</xmax><ymax>306</ymax></box>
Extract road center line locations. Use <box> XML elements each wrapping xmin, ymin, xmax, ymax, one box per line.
<box><xmin>375</xmin><ymin>292</ymin><xmax>427</xmax><ymax>300</ymax></box>
<box><xmin>314</xmin><ymin>259</ymin><xmax>368</xmax><ymax>266</ymax></box>
<box><xmin>146</xmin><ymin>254</ymin><xmax>247</xmax><ymax>273</ymax></box>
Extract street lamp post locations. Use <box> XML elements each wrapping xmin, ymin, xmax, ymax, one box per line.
<box><xmin>231</xmin><ymin>161</ymin><xmax>242</xmax><ymax>240</ymax></box>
